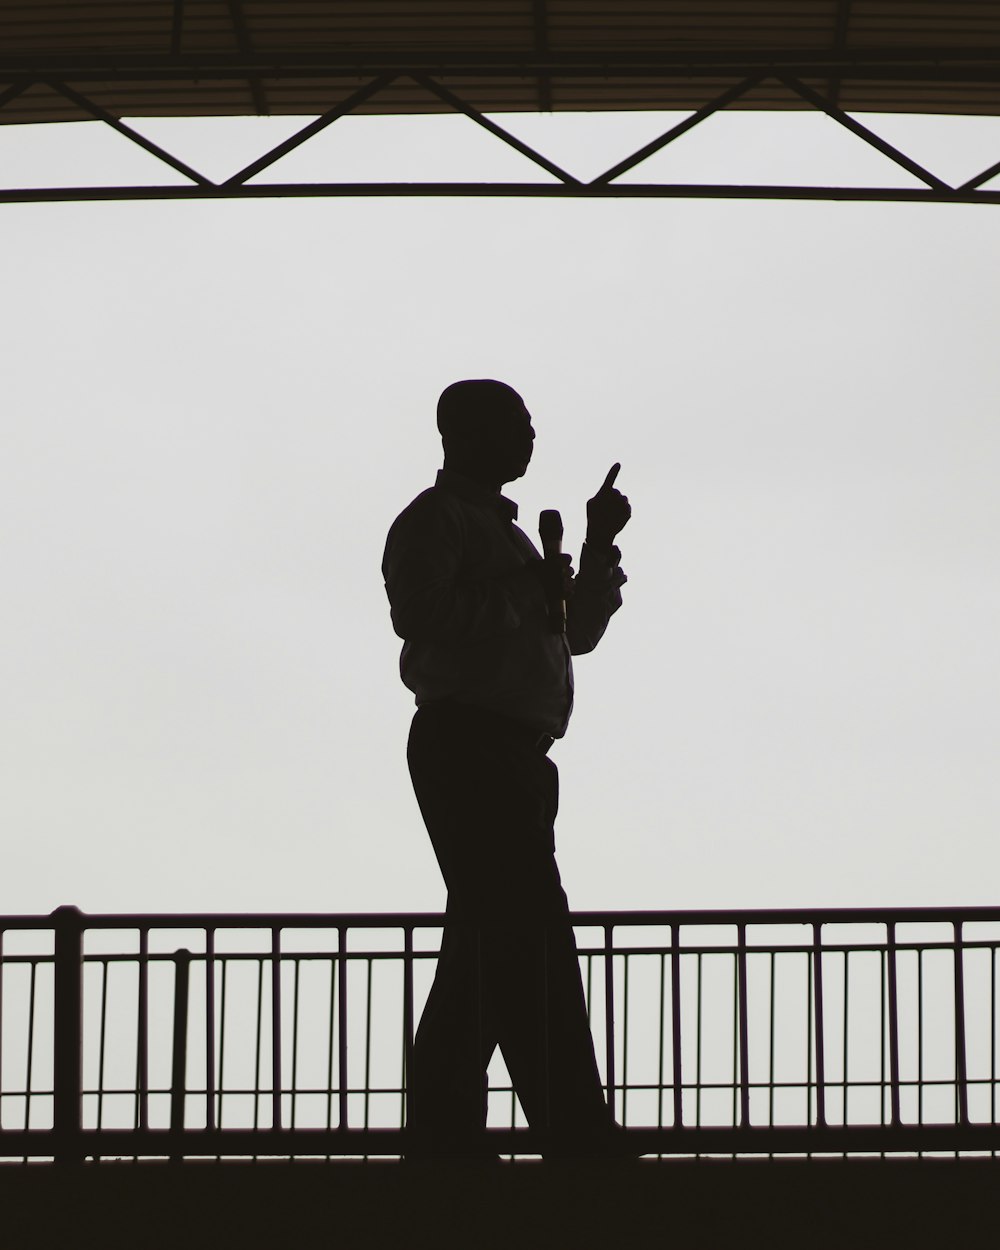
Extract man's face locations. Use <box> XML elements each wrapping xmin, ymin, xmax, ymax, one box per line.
<box><xmin>484</xmin><ymin>401</ymin><xmax>535</xmax><ymax>485</ymax></box>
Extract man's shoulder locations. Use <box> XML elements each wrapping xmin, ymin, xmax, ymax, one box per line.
<box><xmin>386</xmin><ymin>484</ymin><xmax>463</xmax><ymax>541</ymax></box>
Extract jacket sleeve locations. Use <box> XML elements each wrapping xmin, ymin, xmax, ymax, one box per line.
<box><xmin>565</xmin><ymin>542</ymin><xmax>627</xmax><ymax>655</ymax></box>
<box><xmin>383</xmin><ymin>497</ymin><xmax>536</xmax><ymax>644</ymax></box>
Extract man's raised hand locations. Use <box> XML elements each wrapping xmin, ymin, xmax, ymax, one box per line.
<box><xmin>586</xmin><ymin>462</ymin><xmax>631</xmax><ymax>550</ymax></box>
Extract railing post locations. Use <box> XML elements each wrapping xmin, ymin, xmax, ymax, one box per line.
<box><xmin>402</xmin><ymin>925</ymin><xmax>413</xmax><ymax>1131</ymax></box>
<box><xmin>271</xmin><ymin>928</ymin><xmax>283</xmax><ymax>1132</ymax></box>
<box><xmin>52</xmin><ymin>904</ymin><xmax>84</xmax><ymax>1164</ymax></box>
<box><xmin>135</xmin><ymin>928</ymin><xmax>149</xmax><ymax>1133</ymax></box>
<box><xmin>954</xmin><ymin>920</ymin><xmax>969</xmax><ymax>1127</ymax></box>
<box><xmin>886</xmin><ymin>922</ymin><xmax>902</xmax><ymax>1127</ymax></box>
<box><xmin>736</xmin><ymin>923</ymin><xmax>750</xmax><ymax>1128</ymax></box>
<box><xmin>205</xmin><ymin>928</ymin><xmax>216</xmax><ymax>1131</ymax></box>
<box><xmin>338</xmin><ymin>925</ymin><xmax>348</xmax><ymax>1131</ymax></box>
<box><xmin>812</xmin><ymin>923</ymin><xmax>827</xmax><ymax>1128</ymax></box>
<box><xmin>170</xmin><ymin>948</ymin><xmax>192</xmax><ymax>1154</ymax></box>
<box><xmin>671</xmin><ymin>922</ymin><xmax>683</xmax><ymax>1128</ymax></box>
<box><xmin>604</xmin><ymin>924</ymin><xmax>616</xmax><ymax>1122</ymax></box>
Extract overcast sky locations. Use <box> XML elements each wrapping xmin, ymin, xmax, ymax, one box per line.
<box><xmin>2</xmin><ymin>108</ymin><xmax>999</xmax><ymax>918</ymax></box>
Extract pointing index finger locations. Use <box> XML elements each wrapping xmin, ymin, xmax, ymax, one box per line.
<box><xmin>601</xmin><ymin>462</ymin><xmax>621</xmax><ymax>491</ymax></box>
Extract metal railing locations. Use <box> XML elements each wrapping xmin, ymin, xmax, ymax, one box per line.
<box><xmin>1</xmin><ymin>905</ymin><xmax>998</xmax><ymax>1161</ymax></box>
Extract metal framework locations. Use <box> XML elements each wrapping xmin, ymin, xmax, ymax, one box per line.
<box><xmin>1</xmin><ymin>2</ymin><xmax>999</xmax><ymax>205</ymax></box>
<box><xmin>2</xmin><ymin>905</ymin><xmax>998</xmax><ymax>1161</ymax></box>
<box><xmin>1</xmin><ymin>67</ymin><xmax>999</xmax><ymax>206</ymax></box>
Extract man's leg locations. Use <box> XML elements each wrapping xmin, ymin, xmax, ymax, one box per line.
<box><xmin>407</xmin><ymin>917</ymin><xmax>494</xmax><ymax>1146</ymax></box>
<box><xmin>405</xmin><ymin>703</ymin><xmax>610</xmax><ymax>1151</ymax></box>
<box><xmin>405</xmin><ymin>707</ymin><xmax>501</xmax><ymax>1150</ymax></box>
<box><xmin>478</xmin><ymin>748</ymin><xmax>612</xmax><ymax>1141</ymax></box>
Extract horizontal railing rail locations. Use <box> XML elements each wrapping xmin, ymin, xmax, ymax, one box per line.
<box><xmin>1</xmin><ymin>905</ymin><xmax>998</xmax><ymax>1161</ymax></box>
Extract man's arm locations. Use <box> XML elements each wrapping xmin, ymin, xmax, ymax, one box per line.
<box><xmin>383</xmin><ymin>496</ymin><xmax>538</xmax><ymax>643</ymax></box>
<box><xmin>565</xmin><ymin>464</ymin><xmax>631</xmax><ymax>655</ymax></box>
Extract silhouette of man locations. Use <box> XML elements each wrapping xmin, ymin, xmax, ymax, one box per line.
<box><xmin>382</xmin><ymin>379</ymin><xmax>630</xmax><ymax>1157</ymax></box>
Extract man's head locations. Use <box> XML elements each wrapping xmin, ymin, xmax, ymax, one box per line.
<box><xmin>437</xmin><ymin>379</ymin><xmax>535</xmax><ymax>489</ymax></box>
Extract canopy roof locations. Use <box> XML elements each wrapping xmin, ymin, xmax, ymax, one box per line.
<box><xmin>1</xmin><ymin>1</ymin><xmax>999</xmax><ymax>124</ymax></box>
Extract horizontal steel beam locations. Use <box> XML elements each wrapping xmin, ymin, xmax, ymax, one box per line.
<box><xmin>0</xmin><ymin>182</ymin><xmax>997</xmax><ymax>207</ymax></box>
<box><xmin>3</xmin><ymin>1122</ymin><xmax>998</xmax><ymax>1159</ymax></box>
<box><xmin>4</xmin><ymin>903</ymin><xmax>1000</xmax><ymax>930</ymax></box>
<box><xmin>0</xmin><ymin>52</ymin><xmax>999</xmax><ymax>84</ymax></box>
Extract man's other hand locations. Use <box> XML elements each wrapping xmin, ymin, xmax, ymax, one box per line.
<box><xmin>526</xmin><ymin>554</ymin><xmax>575</xmax><ymax>602</ymax></box>
<box><xmin>586</xmin><ymin>463</ymin><xmax>631</xmax><ymax>550</ymax></box>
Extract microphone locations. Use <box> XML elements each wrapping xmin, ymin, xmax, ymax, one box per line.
<box><xmin>538</xmin><ymin>509</ymin><xmax>566</xmax><ymax>634</ymax></box>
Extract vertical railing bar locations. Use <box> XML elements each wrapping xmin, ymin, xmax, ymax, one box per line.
<box><xmin>842</xmin><ymin>949</ymin><xmax>850</xmax><ymax>1133</ymax></box>
<box><xmin>886</xmin><ymin>922</ymin><xmax>901</xmax><ymax>1127</ymax></box>
<box><xmin>603</xmin><ymin>925</ymin><xmax>615</xmax><ymax>1122</ymax></box>
<box><xmin>671</xmin><ymin>924</ymin><xmax>683</xmax><ymax>1129</ymax></box>
<box><xmin>135</xmin><ymin>928</ymin><xmax>148</xmax><ymax>1133</ymax></box>
<box><xmin>291</xmin><ymin>957</ymin><xmax>301</xmax><ymax>1132</ymax></box>
<box><xmin>216</xmin><ymin>957</ymin><xmax>228</xmax><ymax>1133</ymax></box>
<box><xmin>253</xmin><ymin>957</ymin><xmax>264</xmax><ymax>1131</ymax></box>
<box><xmin>695</xmin><ymin>951</ymin><xmax>703</xmax><ymax>1131</ymax></box>
<box><xmin>731</xmin><ymin>948</ymin><xmax>738</xmax><ymax>1132</ymax></box>
<box><xmin>918</xmin><ymin>948</ymin><xmax>925</xmax><ymax>1134</ymax></box>
<box><xmin>52</xmin><ymin>906</ymin><xmax>83</xmax><ymax>1164</ymax></box>
<box><xmin>0</xmin><ymin>930</ymin><xmax>4</xmax><ymax>1132</ymax></box>
<box><xmin>737</xmin><ymin>923</ymin><xmax>750</xmax><ymax>1129</ymax></box>
<box><xmin>25</xmin><ymin>959</ymin><xmax>37</xmax><ymax>1134</ymax></box>
<box><xmin>326</xmin><ymin>954</ymin><xmax>337</xmax><ymax>1143</ymax></box>
<box><xmin>363</xmin><ymin>958</ymin><xmax>373</xmax><ymax>1134</ymax></box>
<box><xmin>812</xmin><ymin>924</ymin><xmax>827</xmax><ymax>1129</ymax></box>
<box><xmin>768</xmin><ymin>951</ymin><xmax>776</xmax><ymax>1134</ymax></box>
<box><xmin>806</xmin><ymin>945</ymin><xmax>814</xmax><ymax>1155</ymax></box>
<box><xmin>657</xmin><ymin>952</ymin><xmax>666</xmax><ymax>1132</ymax></box>
<box><xmin>338</xmin><ymin>926</ymin><xmax>348</xmax><ymax>1131</ymax></box>
<box><xmin>401</xmin><ymin>926</ymin><xmax>413</xmax><ymax>1134</ymax></box>
<box><xmin>96</xmin><ymin>960</ymin><xmax>109</xmax><ymax>1132</ymax></box>
<box><xmin>169</xmin><ymin>948</ymin><xmax>191</xmax><ymax>1152</ymax></box>
<box><xmin>880</xmin><ymin>945</ymin><xmax>887</xmax><ymax>1149</ymax></box>
<box><xmin>954</xmin><ymin>920</ymin><xmax>969</xmax><ymax>1127</ymax></box>
<box><xmin>205</xmin><ymin>928</ymin><xmax>216</xmax><ymax>1132</ymax></box>
<box><xmin>992</xmin><ymin>945</ymin><xmax>997</xmax><ymax>1139</ymax></box>
<box><xmin>621</xmin><ymin>951</ymin><xmax>631</xmax><ymax>1128</ymax></box>
<box><xmin>586</xmin><ymin>951</ymin><xmax>593</xmax><ymax>1024</ymax></box>
<box><xmin>270</xmin><ymin>927</ymin><xmax>282</xmax><ymax>1133</ymax></box>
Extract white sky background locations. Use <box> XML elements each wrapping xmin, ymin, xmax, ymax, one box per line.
<box><xmin>1</xmin><ymin>108</ymin><xmax>999</xmax><ymax>918</ymax></box>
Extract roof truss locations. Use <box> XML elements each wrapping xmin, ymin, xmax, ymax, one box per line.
<box><xmin>1</xmin><ymin>69</ymin><xmax>998</xmax><ymax>207</ymax></box>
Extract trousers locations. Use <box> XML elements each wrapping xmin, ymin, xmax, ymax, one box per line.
<box><xmin>405</xmin><ymin>700</ymin><xmax>610</xmax><ymax>1147</ymax></box>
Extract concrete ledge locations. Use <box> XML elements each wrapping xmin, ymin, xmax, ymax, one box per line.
<box><xmin>1</xmin><ymin>1156</ymin><xmax>997</xmax><ymax>1249</ymax></box>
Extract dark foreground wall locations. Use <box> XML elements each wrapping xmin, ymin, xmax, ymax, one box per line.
<box><xmin>2</xmin><ymin>1157</ymin><xmax>997</xmax><ymax>1250</ymax></box>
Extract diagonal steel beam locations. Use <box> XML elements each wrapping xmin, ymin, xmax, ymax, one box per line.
<box><xmin>410</xmin><ymin>73</ymin><xmax>580</xmax><ymax>184</ymax></box>
<box><xmin>775</xmin><ymin>71</ymin><xmax>951</xmax><ymax>191</ymax></box>
<box><xmin>0</xmin><ymin>78</ymin><xmax>31</xmax><ymax>114</ymax></box>
<box><xmin>960</xmin><ymin>156</ymin><xmax>1000</xmax><ymax>192</ymax></box>
<box><xmin>591</xmin><ymin>75</ymin><xmax>765</xmax><ymax>184</ymax></box>
<box><xmin>222</xmin><ymin>75</ymin><xmax>398</xmax><ymax>186</ymax></box>
<box><xmin>44</xmin><ymin>79</ymin><xmax>214</xmax><ymax>186</ymax></box>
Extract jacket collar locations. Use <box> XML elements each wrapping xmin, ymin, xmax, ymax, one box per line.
<box><xmin>435</xmin><ymin>468</ymin><xmax>518</xmax><ymax>521</ymax></box>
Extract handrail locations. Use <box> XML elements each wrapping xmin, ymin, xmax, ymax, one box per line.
<box><xmin>1</xmin><ymin>906</ymin><xmax>998</xmax><ymax>1161</ymax></box>
<box><xmin>3</xmin><ymin>904</ymin><xmax>1000</xmax><ymax>929</ymax></box>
